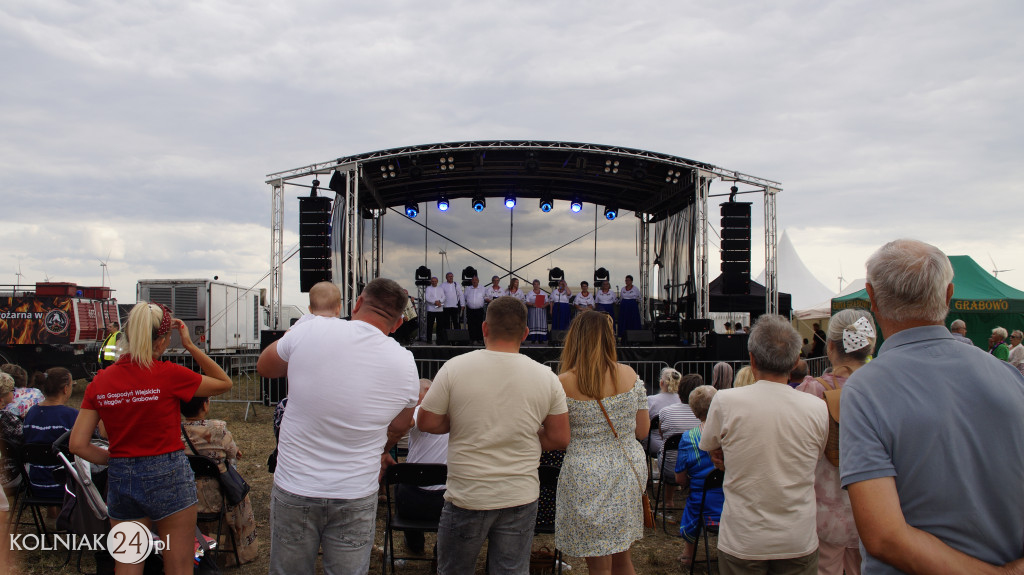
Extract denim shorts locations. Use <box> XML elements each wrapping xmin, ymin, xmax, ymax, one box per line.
<box><xmin>106</xmin><ymin>450</ymin><xmax>198</xmax><ymax>521</ymax></box>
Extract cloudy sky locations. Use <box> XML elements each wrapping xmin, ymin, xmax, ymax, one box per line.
<box><xmin>3</xmin><ymin>1</ymin><xmax>1022</xmax><ymax>315</ymax></box>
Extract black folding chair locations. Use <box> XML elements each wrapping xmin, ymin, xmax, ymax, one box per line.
<box><xmin>13</xmin><ymin>442</ymin><xmax>66</xmax><ymax>535</ymax></box>
<box><xmin>187</xmin><ymin>455</ymin><xmax>241</xmax><ymax>568</ymax></box>
<box><xmin>534</xmin><ymin>465</ymin><xmax>563</xmax><ymax>575</ymax></box>
<box><xmin>689</xmin><ymin>468</ymin><xmax>725</xmax><ymax>575</ymax></box>
<box><xmin>382</xmin><ymin>463</ymin><xmax>448</xmax><ymax>574</ymax></box>
<box><xmin>654</xmin><ymin>433</ymin><xmax>683</xmax><ymax>532</ymax></box>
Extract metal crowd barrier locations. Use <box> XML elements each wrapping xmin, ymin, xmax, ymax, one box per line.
<box><xmin>672</xmin><ymin>356</ymin><xmax>833</xmax><ymax>387</ymax></box>
<box><xmin>164</xmin><ymin>350</ymin><xmax>262</xmax><ymax>419</ymax></box>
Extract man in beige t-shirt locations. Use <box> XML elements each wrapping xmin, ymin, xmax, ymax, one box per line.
<box><xmin>420</xmin><ymin>297</ymin><xmax>569</xmax><ymax>575</ymax></box>
<box><xmin>700</xmin><ymin>314</ymin><xmax>828</xmax><ymax>575</ymax></box>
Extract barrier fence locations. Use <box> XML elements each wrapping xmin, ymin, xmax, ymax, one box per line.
<box><xmin>672</xmin><ymin>356</ymin><xmax>832</xmax><ymax>388</ymax></box>
<box><xmin>165</xmin><ymin>350</ymin><xmax>262</xmax><ymax>419</ymax></box>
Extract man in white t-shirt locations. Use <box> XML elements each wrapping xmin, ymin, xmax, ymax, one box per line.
<box><xmin>258</xmin><ymin>279</ymin><xmax>420</xmax><ymax>574</ymax></box>
<box><xmin>419</xmin><ymin>297</ymin><xmax>570</xmax><ymax>574</ymax></box>
<box><xmin>699</xmin><ymin>314</ymin><xmax>828</xmax><ymax>575</ymax></box>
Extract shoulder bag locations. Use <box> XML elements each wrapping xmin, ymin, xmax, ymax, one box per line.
<box><xmin>597</xmin><ymin>398</ymin><xmax>655</xmax><ymax>528</ymax></box>
<box><xmin>182</xmin><ymin>424</ymin><xmax>251</xmax><ymax>506</ymax></box>
<box><xmin>814</xmin><ymin>377</ymin><xmax>841</xmax><ymax>467</ymax></box>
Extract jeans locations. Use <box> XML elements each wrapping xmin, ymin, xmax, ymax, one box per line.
<box><xmin>437</xmin><ymin>500</ymin><xmax>538</xmax><ymax>575</ymax></box>
<box><xmin>269</xmin><ymin>484</ymin><xmax>377</xmax><ymax>575</ymax></box>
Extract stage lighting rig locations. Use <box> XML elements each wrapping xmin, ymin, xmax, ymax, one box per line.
<box><xmin>505</xmin><ymin>193</ymin><xmax>516</xmax><ymax>208</ymax></box>
<box><xmin>437</xmin><ymin>196</ymin><xmax>450</xmax><ymax>212</ymax></box>
<box><xmin>570</xmin><ymin>199</ymin><xmax>583</xmax><ymax>213</ymax></box>
<box><xmin>604</xmin><ymin>206</ymin><xmax>618</xmax><ymax>220</ymax></box>
<box><xmin>461</xmin><ymin>266</ymin><xmax>477</xmax><ymax>287</ymax></box>
<box><xmin>415</xmin><ymin>266</ymin><xmax>432</xmax><ymax>287</ymax></box>
<box><xmin>548</xmin><ymin>267</ymin><xmax>564</xmax><ymax>288</ymax></box>
<box><xmin>405</xmin><ymin>203</ymin><xmax>419</xmax><ymax>218</ymax></box>
<box><xmin>594</xmin><ymin>267</ymin><xmax>610</xmax><ymax>285</ymax></box>
<box><xmin>539</xmin><ymin>197</ymin><xmax>553</xmax><ymax>212</ymax></box>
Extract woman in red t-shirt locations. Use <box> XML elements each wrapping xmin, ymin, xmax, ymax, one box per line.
<box><xmin>70</xmin><ymin>302</ymin><xmax>232</xmax><ymax>575</ymax></box>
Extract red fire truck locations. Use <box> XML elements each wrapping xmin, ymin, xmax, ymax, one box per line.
<box><xmin>0</xmin><ymin>282</ymin><xmax>119</xmax><ymax>379</ymax></box>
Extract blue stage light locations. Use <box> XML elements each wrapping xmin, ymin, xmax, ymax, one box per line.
<box><xmin>505</xmin><ymin>194</ymin><xmax>516</xmax><ymax>208</ymax></box>
<box><xmin>437</xmin><ymin>197</ymin><xmax>449</xmax><ymax>212</ymax></box>
<box><xmin>472</xmin><ymin>196</ymin><xmax>486</xmax><ymax>212</ymax></box>
<box><xmin>539</xmin><ymin>198</ymin><xmax>553</xmax><ymax>212</ymax></box>
<box><xmin>570</xmin><ymin>200</ymin><xmax>583</xmax><ymax>213</ymax></box>
<box><xmin>604</xmin><ymin>207</ymin><xmax>617</xmax><ymax>220</ymax></box>
<box><xmin>405</xmin><ymin>203</ymin><xmax>419</xmax><ymax>218</ymax></box>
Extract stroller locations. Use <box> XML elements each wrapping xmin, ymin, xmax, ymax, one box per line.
<box><xmin>52</xmin><ymin>431</ymin><xmax>219</xmax><ymax>574</ymax></box>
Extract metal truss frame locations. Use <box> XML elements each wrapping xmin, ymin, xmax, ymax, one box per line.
<box><xmin>265</xmin><ymin>141</ymin><xmax>781</xmax><ymax>328</ymax></box>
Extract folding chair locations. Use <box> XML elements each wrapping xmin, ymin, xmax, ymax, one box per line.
<box><xmin>654</xmin><ymin>433</ymin><xmax>683</xmax><ymax>532</ymax></box>
<box><xmin>382</xmin><ymin>463</ymin><xmax>447</xmax><ymax>574</ymax></box>
<box><xmin>644</xmin><ymin>414</ymin><xmax>661</xmax><ymax>488</ymax></box>
<box><xmin>13</xmin><ymin>442</ymin><xmax>66</xmax><ymax>535</ymax></box>
<box><xmin>689</xmin><ymin>468</ymin><xmax>725</xmax><ymax>575</ymax></box>
<box><xmin>187</xmin><ymin>455</ymin><xmax>241</xmax><ymax>568</ymax></box>
<box><xmin>534</xmin><ymin>465</ymin><xmax>563</xmax><ymax>575</ymax></box>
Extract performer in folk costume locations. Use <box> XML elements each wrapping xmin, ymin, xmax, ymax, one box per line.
<box><xmin>504</xmin><ymin>278</ymin><xmax>527</xmax><ymax>303</ymax></box>
<box><xmin>526</xmin><ymin>280</ymin><xmax>549</xmax><ymax>343</ymax></box>
<box><xmin>484</xmin><ymin>275</ymin><xmax>505</xmax><ymax>305</ymax></box>
<box><xmin>573</xmin><ymin>281</ymin><xmax>595</xmax><ymax>319</ymax></box>
<box><xmin>618</xmin><ymin>275</ymin><xmax>642</xmax><ymax>337</ymax></box>
<box><xmin>594</xmin><ymin>280</ymin><xmax>618</xmax><ymax>329</ymax></box>
<box><xmin>550</xmin><ymin>279</ymin><xmax>573</xmax><ymax>331</ymax></box>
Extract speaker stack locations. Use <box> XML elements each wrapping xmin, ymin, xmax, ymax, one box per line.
<box><xmin>299</xmin><ymin>196</ymin><xmax>333</xmax><ymax>292</ymax></box>
<box><xmin>720</xmin><ymin>202</ymin><xmax>752</xmax><ymax>295</ymax></box>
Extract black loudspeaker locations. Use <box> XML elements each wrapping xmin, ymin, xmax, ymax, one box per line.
<box><xmin>680</xmin><ymin>319</ymin><xmax>714</xmax><ymax>332</ymax></box>
<box><xmin>653</xmin><ymin>316</ymin><xmax>680</xmax><ymax>344</ymax></box>
<box><xmin>445</xmin><ymin>329</ymin><xmax>471</xmax><ymax>345</ymax></box>
<box><xmin>625</xmin><ymin>330</ymin><xmax>654</xmax><ymax>346</ymax></box>
<box><xmin>707</xmin><ymin>333</ymin><xmax>748</xmax><ymax>361</ymax></box>
<box><xmin>720</xmin><ymin>201</ymin><xmax>752</xmax><ymax>295</ymax></box>
<box><xmin>260</xmin><ymin>330</ymin><xmax>288</xmax><ymax>405</ymax></box>
<box><xmin>549</xmin><ymin>330</ymin><xmax>568</xmax><ymax>345</ymax></box>
<box><xmin>299</xmin><ymin>196</ymin><xmax>333</xmax><ymax>292</ymax></box>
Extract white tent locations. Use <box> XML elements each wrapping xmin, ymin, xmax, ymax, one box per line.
<box><xmin>794</xmin><ymin>278</ymin><xmax>867</xmax><ymax>321</ymax></box>
<box><xmin>755</xmin><ymin>230</ymin><xmax>836</xmax><ymax>311</ymax></box>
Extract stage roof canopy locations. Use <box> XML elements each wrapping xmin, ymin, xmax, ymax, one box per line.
<box><xmin>267</xmin><ymin>140</ymin><xmax>781</xmax><ymax>222</ymax></box>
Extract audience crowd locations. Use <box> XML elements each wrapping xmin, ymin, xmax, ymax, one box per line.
<box><xmin>2</xmin><ymin>238</ymin><xmax>1024</xmax><ymax>575</ymax></box>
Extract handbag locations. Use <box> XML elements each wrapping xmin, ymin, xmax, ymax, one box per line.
<box><xmin>182</xmin><ymin>424</ymin><xmax>251</xmax><ymax>506</ymax></box>
<box><xmin>597</xmin><ymin>398</ymin><xmax>656</xmax><ymax>528</ymax></box>
<box><xmin>815</xmin><ymin>377</ymin><xmax>842</xmax><ymax>467</ymax></box>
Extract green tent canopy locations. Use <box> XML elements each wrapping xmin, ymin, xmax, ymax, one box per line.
<box><xmin>831</xmin><ymin>256</ymin><xmax>1024</xmax><ymax>349</ymax></box>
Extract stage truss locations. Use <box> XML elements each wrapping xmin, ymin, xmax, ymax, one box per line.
<box><xmin>265</xmin><ymin>140</ymin><xmax>781</xmax><ymax>330</ymax></box>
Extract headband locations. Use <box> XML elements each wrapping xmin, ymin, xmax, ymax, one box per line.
<box><xmin>843</xmin><ymin>316</ymin><xmax>876</xmax><ymax>353</ymax></box>
<box><xmin>154</xmin><ymin>303</ymin><xmax>173</xmax><ymax>337</ymax></box>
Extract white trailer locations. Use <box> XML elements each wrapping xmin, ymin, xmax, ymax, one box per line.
<box><xmin>137</xmin><ymin>279</ymin><xmax>268</xmax><ymax>353</ymax></box>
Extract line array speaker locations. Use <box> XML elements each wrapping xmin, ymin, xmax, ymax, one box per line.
<box><xmin>299</xmin><ymin>196</ymin><xmax>333</xmax><ymax>292</ymax></box>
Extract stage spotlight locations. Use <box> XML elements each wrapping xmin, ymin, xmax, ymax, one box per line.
<box><xmin>548</xmin><ymin>266</ymin><xmax>564</xmax><ymax>288</ymax></box>
<box><xmin>594</xmin><ymin>267</ymin><xmax>610</xmax><ymax>285</ymax></box>
<box><xmin>415</xmin><ymin>266</ymin><xmax>432</xmax><ymax>287</ymax></box>
<box><xmin>309</xmin><ymin>179</ymin><xmax>320</xmax><ymax>198</ymax></box>
<box><xmin>405</xmin><ymin>203</ymin><xmax>419</xmax><ymax>218</ymax></box>
<box><xmin>505</xmin><ymin>193</ymin><xmax>516</xmax><ymax>208</ymax></box>
<box><xmin>570</xmin><ymin>199</ymin><xmax>583</xmax><ymax>213</ymax></box>
<box><xmin>437</xmin><ymin>196</ymin><xmax>450</xmax><ymax>212</ymax></box>
<box><xmin>539</xmin><ymin>197</ymin><xmax>553</xmax><ymax>212</ymax></box>
<box><xmin>380</xmin><ymin>163</ymin><xmax>396</xmax><ymax>179</ymax></box>
<box><xmin>604</xmin><ymin>159</ymin><xmax>620</xmax><ymax>174</ymax></box>
<box><xmin>604</xmin><ymin>206</ymin><xmax>618</xmax><ymax>220</ymax></box>
<box><xmin>472</xmin><ymin>196</ymin><xmax>486</xmax><ymax>212</ymax></box>
<box><xmin>461</xmin><ymin>266</ymin><xmax>477</xmax><ymax>287</ymax></box>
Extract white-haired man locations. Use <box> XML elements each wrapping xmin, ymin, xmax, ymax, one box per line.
<box><xmin>843</xmin><ymin>239</ymin><xmax>1024</xmax><ymax>574</ymax></box>
<box><xmin>948</xmin><ymin>318</ymin><xmax>973</xmax><ymax>345</ymax></box>
<box><xmin>699</xmin><ymin>314</ymin><xmax>828</xmax><ymax>574</ymax></box>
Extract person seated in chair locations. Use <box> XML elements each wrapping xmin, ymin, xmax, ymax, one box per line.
<box><xmin>391</xmin><ymin>379</ymin><xmax>449</xmax><ymax>555</ymax></box>
<box><xmin>181</xmin><ymin>396</ymin><xmax>259</xmax><ymax>566</ymax></box>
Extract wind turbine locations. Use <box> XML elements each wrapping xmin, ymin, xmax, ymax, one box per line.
<box><xmin>14</xmin><ymin>259</ymin><xmax>24</xmax><ymax>286</ymax></box>
<box><xmin>989</xmin><ymin>253</ymin><xmax>1013</xmax><ymax>278</ymax></box>
<box><xmin>837</xmin><ymin>262</ymin><xmax>846</xmax><ymax>293</ymax></box>
<box><xmin>438</xmin><ymin>245</ymin><xmax>449</xmax><ymax>279</ymax></box>
<box><xmin>99</xmin><ymin>249</ymin><xmax>112</xmax><ymax>287</ymax></box>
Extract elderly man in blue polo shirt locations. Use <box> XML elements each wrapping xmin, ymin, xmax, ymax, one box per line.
<box><xmin>842</xmin><ymin>239</ymin><xmax>1024</xmax><ymax>575</ymax></box>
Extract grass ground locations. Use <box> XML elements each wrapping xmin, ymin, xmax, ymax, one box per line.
<box><xmin>7</xmin><ymin>385</ymin><xmax>715</xmax><ymax>574</ymax></box>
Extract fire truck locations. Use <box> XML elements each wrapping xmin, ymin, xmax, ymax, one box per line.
<box><xmin>0</xmin><ymin>282</ymin><xmax>119</xmax><ymax>379</ymax></box>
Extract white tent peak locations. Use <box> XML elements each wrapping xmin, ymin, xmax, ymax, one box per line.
<box><xmin>755</xmin><ymin>230</ymin><xmax>836</xmax><ymax>310</ymax></box>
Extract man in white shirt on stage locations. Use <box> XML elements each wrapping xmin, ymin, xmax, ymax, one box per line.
<box><xmin>424</xmin><ymin>277</ymin><xmax>446</xmax><ymax>344</ymax></box>
<box><xmin>441</xmin><ymin>272</ymin><xmax>465</xmax><ymax>341</ymax></box>
<box><xmin>463</xmin><ymin>276</ymin><xmax>487</xmax><ymax>344</ymax></box>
